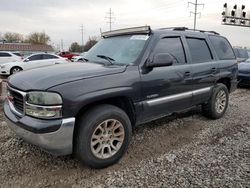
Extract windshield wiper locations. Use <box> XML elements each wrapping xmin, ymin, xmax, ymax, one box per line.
<box><xmin>96</xmin><ymin>55</ymin><xmax>115</xmax><ymax>65</ymax></box>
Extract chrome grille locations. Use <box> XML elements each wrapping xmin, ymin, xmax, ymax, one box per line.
<box><xmin>7</xmin><ymin>86</ymin><xmax>26</xmax><ymax>115</ymax></box>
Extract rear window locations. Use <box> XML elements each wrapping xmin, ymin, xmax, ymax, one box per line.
<box><xmin>186</xmin><ymin>38</ymin><xmax>213</xmax><ymax>63</ymax></box>
<box><xmin>209</xmin><ymin>36</ymin><xmax>235</xmax><ymax>60</ymax></box>
<box><xmin>13</xmin><ymin>52</ymin><xmax>21</xmax><ymax>57</ymax></box>
<box><xmin>42</xmin><ymin>54</ymin><xmax>58</xmax><ymax>59</ymax></box>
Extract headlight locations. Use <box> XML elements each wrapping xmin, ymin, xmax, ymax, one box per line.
<box><xmin>25</xmin><ymin>92</ymin><xmax>62</xmax><ymax>119</ymax></box>
<box><xmin>27</xmin><ymin>91</ymin><xmax>62</xmax><ymax>105</ymax></box>
<box><xmin>0</xmin><ymin>65</ymin><xmax>5</xmax><ymax>69</ymax></box>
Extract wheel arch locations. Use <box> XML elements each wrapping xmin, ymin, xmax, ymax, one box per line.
<box><xmin>75</xmin><ymin>96</ymin><xmax>136</xmax><ymax>127</ymax></box>
<box><xmin>216</xmin><ymin>77</ymin><xmax>231</xmax><ymax>92</ymax></box>
<box><xmin>10</xmin><ymin>66</ymin><xmax>23</xmax><ymax>74</ymax></box>
<box><xmin>72</xmin><ymin>96</ymin><xmax>136</xmax><ymax>154</ymax></box>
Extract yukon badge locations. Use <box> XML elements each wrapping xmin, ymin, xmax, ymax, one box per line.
<box><xmin>146</xmin><ymin>94</ymin><xmax>159</xmax><ymax>99</ymax></box>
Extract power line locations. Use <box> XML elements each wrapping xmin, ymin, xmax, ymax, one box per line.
<box><xmin>105</xmin><ymin>8</ymin><xmax>115</xmax><ymax>31</ymax></box>
<box><xmin>188</xmin><ymin>0</ymin><xmax>204</xmax><ymax>30</ymax></box>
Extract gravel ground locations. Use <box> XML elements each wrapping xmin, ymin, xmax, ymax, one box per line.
<box><xmin>0</xmin><ymin>88</ymin><xmax>249</xmax><ymax>187</ymax></box>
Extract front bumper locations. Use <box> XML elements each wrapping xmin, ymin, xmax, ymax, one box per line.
<box><xmin>4</xmin><ymin>100</ymin><xmax>75</xmax><ymax>155</ymax></box>
<box><xmin>0</xmin><ymin>68</ymin><xmax>10</xmax><ymax>75</ymax></box>
<box><xmin>238</xmin><ymin>73</ymin><xmax>250</xmax><ymax>86</ymax></box>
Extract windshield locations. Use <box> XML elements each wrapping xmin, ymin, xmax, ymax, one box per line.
<box><xmin>84</xmin><ymin>35</ymin><xmax>149</xmax><ymax>65</ymax></box>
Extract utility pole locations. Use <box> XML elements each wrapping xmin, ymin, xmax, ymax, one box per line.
<box><xmin>188</xmin><ymin>0</ymin><xmax>204</xmax><ymax>31</ymax></box>
<box><xmin>60</xmin><ymin>39</ymin><xmax>64</xmax><ymax>51</ymax></box>
<box><xmin>80</xmin><ymin>24</ymin><xmax>84</xmax><ymax>50</ymax></box>
<box><xmin>105</xmin><ymin>8</ymin><xmax>115</xmax><ymax>31</ymax></box>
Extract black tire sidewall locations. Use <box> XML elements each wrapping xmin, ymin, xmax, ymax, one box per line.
<box><xmin>76</xmin><ymin>105</ymin><xmax>132</xmax><ymax>168</ymax></box>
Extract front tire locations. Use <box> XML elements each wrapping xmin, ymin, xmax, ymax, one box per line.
<box><xmin>10</xmin><ymin>67</ymin><xmax>22</xmax><ymax>75</ymax></box>
<box><xmin>75</xmin><ymin>104</ymin><xmax>132</xmax><ymax>169</ymax></box>
<box><xmin>202</xmin><ymin>84</ymin><xmax>229</xmax><ymax>119</ymax></box>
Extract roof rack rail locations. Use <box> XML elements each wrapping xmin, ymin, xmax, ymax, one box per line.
<box><xmin>160</xmin><ymin>27</ymin><xmax>220</xmax><ymax>35</ymax></box>
<box><xmin>101</xmin><ymin>26</ymin><xmax>151</xmax><ymax>38</ymax></box>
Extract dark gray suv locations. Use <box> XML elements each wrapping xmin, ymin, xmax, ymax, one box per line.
<box><xmin>4</xmin><ymin>26</ymin><xmax>238</xmax><ymax>168</ymax></box>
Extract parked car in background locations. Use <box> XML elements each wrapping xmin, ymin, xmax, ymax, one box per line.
<box><xmin>233</xmin><ymin>48</ymin><xmax>249</xmax><ymax>63</ymax></box>
<box><xmin>58</xmin><ymin>51</ymin><xmax>77</xmax><ymax>60</ymax></box>
<box><xmin>247</xmin><ymin>50</ymin><xmax>250</xmax><ymax>57</ymax></box>
<box><xmin>0</xmin><ymin>51</ymin><xmax>22</xmax><ymax>64</ymax></box>
<box><xmin>0</xmin><ymin>53</ymin><xmax>69</xmax><ymax>75</ymax></box>
<box><xmin>238</xmin><ymin>58</ymin><xmax>250</xmax><ymax>86</ymax></box>
<box><xmin>4</xmin><ymin>26</ymin><xmax>238</xmax><ymax>169</ymax></box>
<box><xmin>71</xmin><ymin>52</ymin><xmax>87</xmax><ymax>62</ymax></box>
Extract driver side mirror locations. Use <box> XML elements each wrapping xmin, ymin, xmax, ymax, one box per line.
<box><xmin>24</xmin><ymin>58</ymin><xmax>29</xmax><ymax>62</ymax></box>
<box><xmin>146</xmin><ymin>53</ymin><xmax>176</xmax><ymax>68</ymax></box>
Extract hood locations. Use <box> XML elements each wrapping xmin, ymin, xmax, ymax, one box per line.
<box><xmin>8</xmin><ymin>62</ymin><xmax>126</xmax><ymax>91</ymax></box>
<box><xmin>238</xmin><ymin>62</ymin><xmax>250</xmax><ymax>72</ymax></box>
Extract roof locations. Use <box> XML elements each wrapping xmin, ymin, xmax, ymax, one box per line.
<box><xmin>0</xmin><ymin>43</ymin><xmax>54</xmax><ymax>52</ymax></box>
<box><xmin>101</xmin><ymin>26</ymin><xmax>220</xmax><ymax>38</ymax></box>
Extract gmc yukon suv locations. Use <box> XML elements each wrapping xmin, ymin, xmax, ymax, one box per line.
<box><xmin>4</xmin><ymin>26</ymin><xmax>238</xmax><ymax>168</ymax></box>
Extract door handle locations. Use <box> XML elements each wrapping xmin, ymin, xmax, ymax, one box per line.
<box><xmin>211</xmin><ymin>67</ymin><xmax>216</xmax><ymax>72</ymax></box>
<box><xmin>184</xmin><ymin>71</ymin><xmax>191</xmax><ymax>77</ymax></box>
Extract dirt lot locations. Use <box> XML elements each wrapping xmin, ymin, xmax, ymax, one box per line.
<box><xmin>0</xmin><ymin>88</ymin><xmax>249</xmax><ymax>187</ymax></box>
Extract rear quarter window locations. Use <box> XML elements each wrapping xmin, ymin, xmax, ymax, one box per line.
<box><xmin>209</xmin><ymin>36</ymin><xmax>235</xmax><ymax>60</ymax></box>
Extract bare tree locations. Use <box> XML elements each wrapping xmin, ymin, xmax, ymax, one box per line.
<box><xmin>69</xmin><ymin>42</ymin><xmax>83</xmax><ymax>52</ymax></box>
<box><xmin>84</xmin><ymin>37</ymin><xmax>98</xmax><ymax>51</ymax></box>
<box><xmin>3</xmin><ymin>32</ymin><xmax>23</xmax><ymax>43</ymax></box>
<box><xmin>26</xmin><ymin>32</ymin><xmax>50</xmax><ymax>44</ymax></box>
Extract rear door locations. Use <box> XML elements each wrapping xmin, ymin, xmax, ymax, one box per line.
<box><xmin>140</xmin><ymin>35</ymin><xmax>193</xmax><ymax>122</ymax></box>
<box><xmin>183</xmin><ymin>35</ymin><xmax>218</xmax><ymax>105</ymax></box>
<box><xmin>40</xmin><ymin>54</ymin><xmax>61</xmax><ymax>67</ymax></box>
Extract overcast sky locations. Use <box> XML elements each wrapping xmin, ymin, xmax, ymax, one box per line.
<box><xmin>1</xmin><ymin>0</ymin><xmax>250</xmax><ymax>50</ymax></box>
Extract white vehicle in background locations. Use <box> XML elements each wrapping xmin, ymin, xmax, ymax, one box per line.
<box><xmin>0</xmin><ymin>51</ymin><xmax>22</xmax><ymax>64</ymax></box>
<box><xmin>71</xmin><ymin>52</ymin><xmax>87</xmax><ymax>62</ymax></box>
<box><xmin>0</xmin><ymin>53</ymin><xmax>69</xmax><ymax>75</ymax></box>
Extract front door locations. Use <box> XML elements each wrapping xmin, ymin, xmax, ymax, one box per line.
<box><xmin>140</xmin><ymin>36</ymin><xmax>193</xmax><ymax>122</ymax></box>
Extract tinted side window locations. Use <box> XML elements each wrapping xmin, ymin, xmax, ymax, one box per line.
<box><xmin>154</xmin><ymin>37</ymin><xmax>186</xmax><ymax>63</ymax></box>
<box><xmin>186</xmin><ymin>38</ymin><xmax>213</xmax><ymax>63</ymax></box>
<box><xmin>42</xmin><ymin>54</ymin><xmax>58</xmax><ymax>59</ymax></box>
<box><xmin>13</xmin><ymin>53</ymin><xmax>21</xmax><ymax>57</ymax></box>
<box><xmin>0</xmin><ymin>52</ymin><xmax>11</xmax><ymax>57</ymax></box>
<box><xmin>209</xmin><ymin>36</ymin><xmax>235</xmax><ymax>60</ymax></box>
<box><xmin>28</xmin><ymin>54</ymin><xmax>42</xmax><ymax>61</ymax></box>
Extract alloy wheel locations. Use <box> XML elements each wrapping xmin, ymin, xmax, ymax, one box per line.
<box><xmin>90</xmin><ymin>119</ymin><xmax>125</xmax><ymax>159</ymax></box>
<box><xmin>215</xmin><ymin>90</ymin><xmax>227</xmax><ymax>113</ymax></box>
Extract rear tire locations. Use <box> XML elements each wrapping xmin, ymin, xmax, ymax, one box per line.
<box><xmin>75</xmin><ymin>104</ymin><xmax>132</xmax><ymax>169</ymax></box>
<box><xmin>202</xmin><ymin>84</ymin><xmax>229</xmax><ymax>119</ymax></box>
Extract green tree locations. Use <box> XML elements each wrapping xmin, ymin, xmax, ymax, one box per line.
<box><xmin>84</xmin><ymin>37</ymin><xmax>98</xmax><ymax>51</ymax></box>
<box><xmin>69</xmin><ymin>42</ymin><xmax>83</xmax><ymax>52</ymax></box>
<box><xmin>26</xmin><ymin>32</ymin><xmax>50</xmax><ymax>44</ymax></box>
<box><xmin>3</xmin><ymin>32</ymin><xmax>23</xmax><ymax>43</ymax></box>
